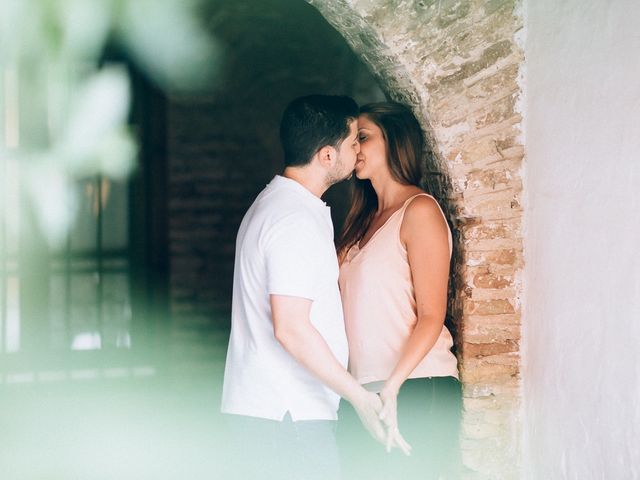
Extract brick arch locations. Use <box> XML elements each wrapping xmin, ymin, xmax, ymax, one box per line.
<box><xmin>309</xmin><ymin>1</ymin><xmax>525</xmax><ymax>477</ymax></box>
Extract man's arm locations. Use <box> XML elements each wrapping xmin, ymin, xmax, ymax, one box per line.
<box><xmin>270</xmin><ymin>294</ymin><xmax>386</xmax><ymax>443</ymax></box>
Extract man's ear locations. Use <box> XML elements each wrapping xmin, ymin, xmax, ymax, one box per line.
<box><xmin>317</xmin><ymin>145</ymin><xmax>337</xmax><ymax>169</ymax></box>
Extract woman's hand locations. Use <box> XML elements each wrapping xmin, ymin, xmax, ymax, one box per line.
<box><xmin>379</xmin><ymin>385</ymin><xmax>412</xmax><ymax>456</ymax></box>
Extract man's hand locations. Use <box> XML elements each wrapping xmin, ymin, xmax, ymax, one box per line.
<box><xmin>379</xmin><ymin>386</ymin><xmax>412</xmax><ymax>456</ymax></box>
<box><xmin>350</xmin><ymin>389</ymin><xmax>387</xmax><ymax>445</ymax></box>
<box><xmin>271</xmin><ymin>294</ymin><xmax>399</xmax><ymax>449</ymax></box>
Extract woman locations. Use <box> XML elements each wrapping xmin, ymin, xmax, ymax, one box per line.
<box><xmin>337</xmin><ymin>102</ymin><xmax>461</xmax><ymax>479</ymax></box>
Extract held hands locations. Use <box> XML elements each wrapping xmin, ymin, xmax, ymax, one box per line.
<box><xmin>352</xmin><ymin>390</ymin><xmax>387</xmax><ymax>444</ymax></box>
<box><xmin>379</xmin><ymin>385</ymin><xmax>412</xmax><ymax>456</ymax></box>
<box><xmin>352</xmin><ymin>385</ymin><xmax>412</xmax><ymax>456</ymax></box>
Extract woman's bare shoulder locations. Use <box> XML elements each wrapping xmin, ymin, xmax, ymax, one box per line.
<box><xmin>404</xmin><ymin>193</ymin><xmax>444</xmax><ymax>220</ymax></box>
<box><xmin>401</xmin><ymin>194</ymin><xmax>449</xmax><ymax>240</ymax></box>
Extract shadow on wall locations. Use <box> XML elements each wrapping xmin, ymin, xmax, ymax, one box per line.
<box><xmin>428</xmin><ymin>156</ymin><xmax>462</xmax><ymax>357</ymax></box>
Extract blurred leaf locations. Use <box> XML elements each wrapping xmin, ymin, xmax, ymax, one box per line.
<box><xmin>59</xmin><ymin>0</ymin><xmax>112</xmax><ymax>61</ymax></box>
<box><xmin>95</xmin><ymin>126</ymin><xmax>137</xmax><ymax>180</ymax></box>
<box><xmin>61</xmin><ymin>65</ymin><xmax>134</xmax><ymax>177</ymax></box>
<box><xmin>0</xmin><ymin>0</ymin><xmax>221</xmax><ymax>245</ymax></box>
<box><xmin>116</xmin><ymin>0</ymin><xmax>221</xmax><ymax>91</ymax></box>
<box><xmin>25</xmin><ymin>160</ymin><xmax>78</xmax><ymax>248</ymax></box>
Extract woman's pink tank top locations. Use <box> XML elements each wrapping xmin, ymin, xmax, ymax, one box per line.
<box><xmin>338</xmin><ymin>194</ymin><xmax>459</xmax><ymax>385</ymax></box>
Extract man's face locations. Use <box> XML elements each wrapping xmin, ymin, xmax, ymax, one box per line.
<box><xmin>330</xmin><ymin>119</ymin><xmax>360</xmax><ymax>183</ymax></box>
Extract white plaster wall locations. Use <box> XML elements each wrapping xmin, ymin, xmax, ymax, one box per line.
<box><xmin>523</xmin><ymin>0</ymin><xmax>640</xmax><ymax>478</ymax></box>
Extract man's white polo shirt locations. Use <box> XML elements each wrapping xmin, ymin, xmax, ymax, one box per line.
<box><xmin>221</xmin><ymin>175</ymin><xmax>348</xmax><ymax>421</ymax></box>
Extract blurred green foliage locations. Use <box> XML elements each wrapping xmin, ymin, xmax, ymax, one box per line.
<box><xmin>0</xmin><ymin>0</ymin><xmax>220</xmax><ymax>247</ymax></box>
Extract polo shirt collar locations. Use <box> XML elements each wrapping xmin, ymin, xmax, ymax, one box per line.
<box><xmin>271</xmin><ymin>175</ymin><xmax>328</xmax><ymax>210</ymax></box>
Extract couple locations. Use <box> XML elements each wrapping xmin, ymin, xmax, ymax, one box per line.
<box><xmin>221</xmin><ymin>95</ymin><xmax>461</xmax><ymax>479</ymax></box>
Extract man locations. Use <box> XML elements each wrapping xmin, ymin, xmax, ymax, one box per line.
<box><xmin>221</xmin><ymin>95</ymin><xmax>385</xmax><ymax>479</ymax></box>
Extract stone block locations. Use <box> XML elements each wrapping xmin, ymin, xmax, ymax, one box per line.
<box><xmin>462</xmin><ymin>340</ymin><xmax>519</xmax><ymax>358</ymax></box>
<box><xmin>462</xmin><ymin>380</ymin><xmax>520</xmax><ymax>399</ymax></box>
<box><xmin>467</xmin><ymin>248</ymin><xmax>520</xmax><ymax>267</ymax></box>
<box><xmin>459</xmin><ymin>361</ymin><xmax>519</xmax><ymax>384</ymax></box>
<box><xmin>463</xmin><ymin>298</ymin><xmax>515</xmax><ymax>315</ymax></box>
<box><xmin>464</xmin><ymin>323</ymin><xmax>521</xmax><ymax>343</ymax></box>
<box><xmin>470</xmin><ymin>287</ymin><xmax>518</xmax><ymax>301</ymax></box>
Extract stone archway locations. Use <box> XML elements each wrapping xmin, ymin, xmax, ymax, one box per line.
<box><xmin>308</xmin><ymin>1</ymin><xmax>525</xmax><ymax>477</ymax></box>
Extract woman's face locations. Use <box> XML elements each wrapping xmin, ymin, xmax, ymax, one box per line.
<box><xmin>355</xmin><ymin>114</ymin><xmax>388</xmax><ymax>180</ymax></box>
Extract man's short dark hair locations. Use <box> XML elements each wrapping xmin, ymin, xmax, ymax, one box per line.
<box><xmin>279</xmin><ymin>95</ymin><xmax>359</xmax><ymax>167</ymax></box>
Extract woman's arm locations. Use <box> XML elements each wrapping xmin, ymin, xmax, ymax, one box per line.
<box><xmin>379</xmin><ymin>195</ymin><xmax>451</xmax><ymax>441</ymax></box>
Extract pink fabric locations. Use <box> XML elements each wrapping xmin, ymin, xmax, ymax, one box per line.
<box><xmin>339</xmin><ymin>194</ymin><xmax>459</xmax><ymax>384</ymax></box>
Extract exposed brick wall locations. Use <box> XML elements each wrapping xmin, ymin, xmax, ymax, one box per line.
<box><xmin>167</xmin><ymin>96</ymin><xmax>268</xmax><ymax>372</ymax></box>
<box><xmin>309</xmin><ymin>1</ymin><xmax>525</xmax><ymax>478</ymax></box>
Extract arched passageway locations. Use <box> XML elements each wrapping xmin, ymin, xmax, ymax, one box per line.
<box><xmin>166</xmin><ymin>0</ymin><xmax>524</xmax><ymax>478</ymax></box>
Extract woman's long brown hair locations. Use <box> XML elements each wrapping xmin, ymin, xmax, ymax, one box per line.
<box><xmin>336</xmin><ymin>102</ymin><xmax>426</xmax><ymax>257</ymax></box>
